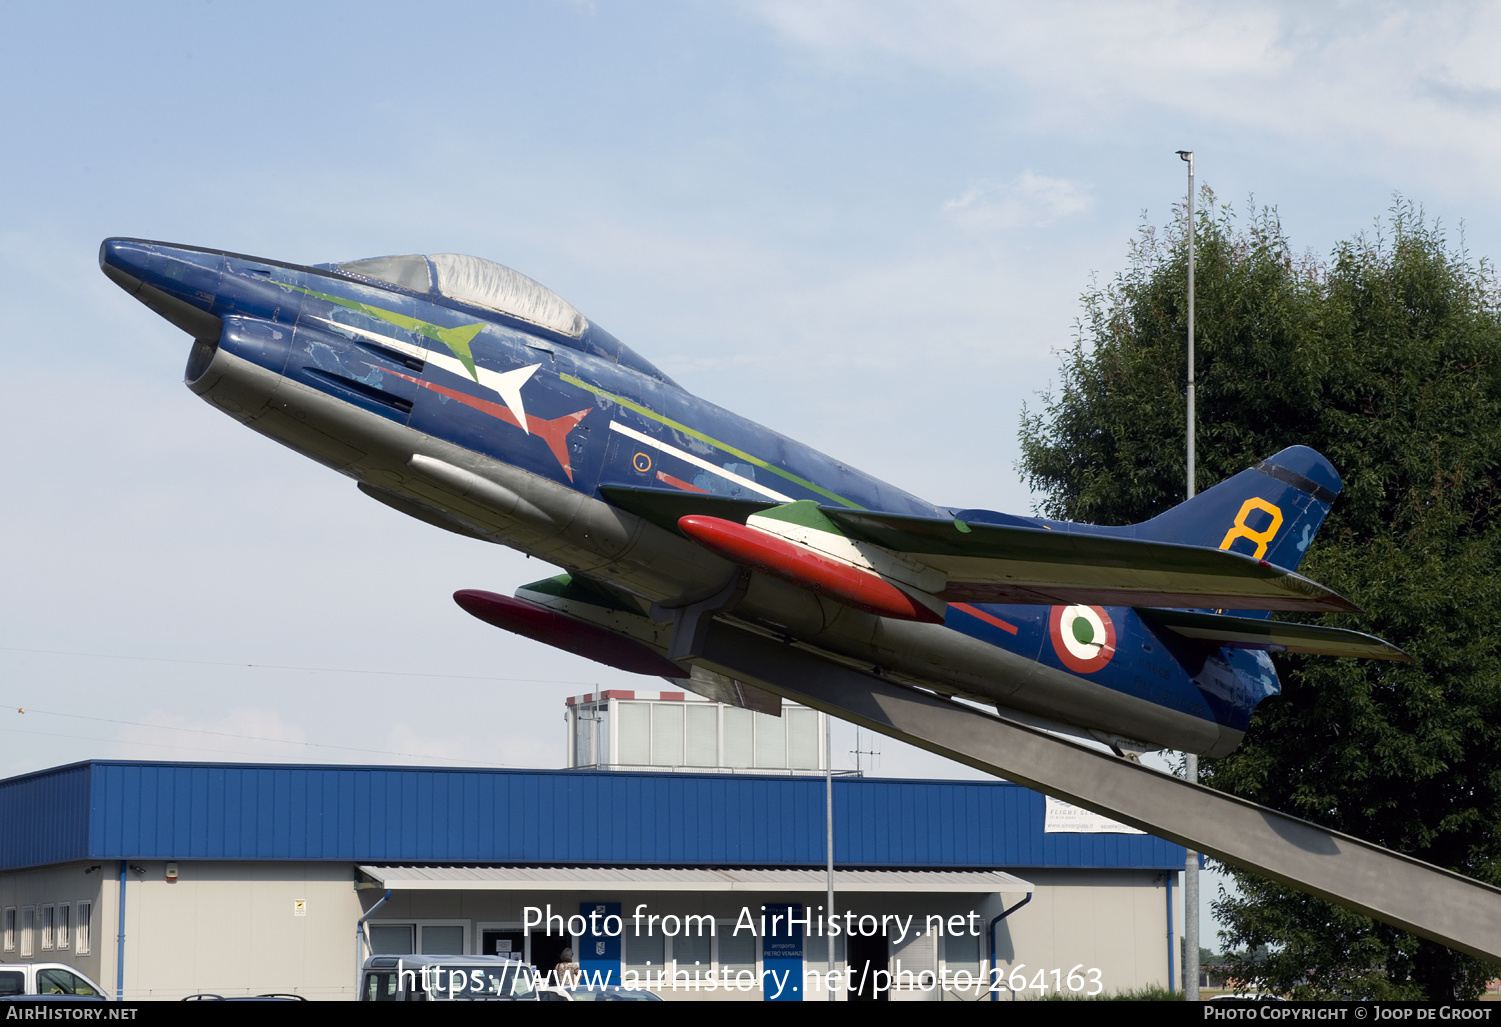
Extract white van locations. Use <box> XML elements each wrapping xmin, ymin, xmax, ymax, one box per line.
<box><xmin>0</xmin><ymin>963</ymin><xmax>107</xmax><ymax>999</ymax></box>
<box><xmin>359</xmin><ymin>954</ymin><xmax>539</xmax><ymax>1001</ymax></box>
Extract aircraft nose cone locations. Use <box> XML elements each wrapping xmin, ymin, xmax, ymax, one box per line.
<box><xmin>99</xmin><ymin>237</ymin><xmax>224</xmax><ymax>341</ymax></box>
<box><xmin>99</xmin><ymin>237</ymin><xmax>149</xmax><ymax>293</ymax></box>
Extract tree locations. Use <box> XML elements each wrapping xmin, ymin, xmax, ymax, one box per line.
<box><xmin>1018</xmin><ymin>194</ymin><xmax>1501</xmax><ymax>1000</ymax></box>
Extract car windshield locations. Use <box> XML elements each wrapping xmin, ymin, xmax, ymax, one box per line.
<box><xmin>36</xmin><ymin>969</ymin><xmax>97</xmax><ymax>996</ymax></box>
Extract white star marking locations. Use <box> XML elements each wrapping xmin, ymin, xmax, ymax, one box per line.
<box><xmin>422</xmin><ymin>353</ymin><xmax>542</xmax><ymax>434</ymax></box>
<box><xmin>480</xmin><ymin>363</ymin><xmax>541</xmax><ymax>435</ymax></box>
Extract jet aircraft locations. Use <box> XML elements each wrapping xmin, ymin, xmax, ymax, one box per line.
<box><xmin>100</xmin><ymin>239</ymin><xmax>1408</xmax><ymax>759</ymax></box>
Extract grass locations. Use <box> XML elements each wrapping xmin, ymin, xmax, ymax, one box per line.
<box><xmin>1030</xmin><ymin>983</ymin><xmax>1182</xmax><ymax>1001</ymax></box>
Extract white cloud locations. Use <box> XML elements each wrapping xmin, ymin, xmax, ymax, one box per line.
<box><xmin>382</xmin><ymin>723</ymin><xmax>558</xmax><ymax>770</ymax></box>
<box><xmin>943</xmin><ymin>172</ymin><xmax>1094</xmax><ymax>231</ymax></box>
<box><xmin>749</xmin><ymin>1</ymin><xmax>1501</xmax><ymax>192</ymax></box>
<box><xmin>113</xmin><ymin>708</ymin><xmax>310</xmax><ymax>763</ymax></box>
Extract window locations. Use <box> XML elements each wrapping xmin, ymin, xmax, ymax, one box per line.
<box><xmin>2</xmin><ymin>908</ymin><xmax>13</xmax><ymax>952</ymax></box>
<box><xmin>368</xmin><ymin>924</ymin><xmax>413</xmax><ymax>955</ymax></box>
<box><xmin>650</xmin><ymin>703</ymin><xmax>684</xmax><ymax>766</ymax></box>
<box><xmin>617</xmin><ymin>703</ymin><xmax>650</xmax><ymax>765</ymax></box>
<box><xmin>723</xmin><ymin>707</ymin><xmax>753</xmax><ymax>768</ymax></box>
<box><xmin>804</xmin><ymin>932</ymin><xmax>846</xmax><ymax>977</ymax></box>
<box><xmin>685</xmin><ymin>704</ymin><xmax>717</xmax><ymax>766</ymax></box>
<box><xmin>75</xmin><ymin>902</ymin><xmax>91</xmax><ymax>955</ymax></box>
<box><xmin>429</xmin><ymin>253</ymin><xmax>587</xmax><ymax>338</ymax></box>
<box><xmin>56</xmin><ymin>905</ymin><xmax>69</xmax><ymax>950</ymax></box>
<box><xmin>368</xmin><ymin>922</ymin><xmax>469</xmax><ymax>956</ymax></box>
<box><xmin>891</xmin><ymin>930</ymin><xmax>937</xmax><ymax>990</ymax></box>
<box><xmin>717</xmin><ymin>927</ymin><xmax>758</xmax><ymax>983</ymax></box>
<box><xmin>364</xmin><ymin>971</ymin><xmax>400</xmax><ymax>1002</ymax></box>
<box><xmin>420</xmin><ymin>925</ymin><xmax>464</xmax><ymax>955</ymax></box>
<box><xmin>37</xmin><ymin>969</ymin><xmax>97</xmax><ymax>997</ymax></box>
<box><xmin>572</xmin><ymin>708</ymin><xmax>595</xmax><ymax>767</ymax></box>
<box><xmin>671</xmin><ymin>932</ymin><xmax>713</xmax><ymax>982</ymax></box>
<box><xmin>334</xmin><ymin>255</ymin><xmax>432</xmax><ymax>293</ymax></box>
<box><xmin>943</xmin><ymin>931</ymin><xmax>983</xmax><ymax>987</ymax></box>
<box><xmin>20</xmin><ymin>907</ymin><xmax>33</xmax><ymax>957</ymax></box>
<box><xmin>624</xmin><ymin>924</ymin><xmax>664</xmax><ymax>979</ymax></box>
<box><xmin>753</xmin><ymin>709</ymin><xmax>786</xmax><ymax>768</ymax></box>
<box><xmin>787</xmin><ymin>707</ymin><xmax>821</xmax><ymax>769</ymax></box>
<box><xmin>40</xmin><ymin>905</ymin><xmax>54</xmax><ymax>950</ymax></box>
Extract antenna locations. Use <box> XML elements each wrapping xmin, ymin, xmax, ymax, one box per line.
<box><xmin>850</xmin><ymin>726</ymin><xmax>881</xmax><ymax>775</ymax></box>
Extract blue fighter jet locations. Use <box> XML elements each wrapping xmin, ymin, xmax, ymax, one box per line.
<box><xmin>100</xmin><ymin>239</ymin><xmax>1408</xmax><ymax>759</ymax></box>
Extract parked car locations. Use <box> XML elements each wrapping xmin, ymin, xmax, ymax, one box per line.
<box><xmin>0</xmin><ymin>964</ymin><xmax>107</xmax><ymax>1000</ymax></box>
<box><xmin>360</xmin><ymin>954</ymin><xmax>539</xmax><ymax>1001</ymax></box>
<box><xmin>561</xmin><ymin>985</ymin><xmax>664</xmax><ymax>1001</ymax></box>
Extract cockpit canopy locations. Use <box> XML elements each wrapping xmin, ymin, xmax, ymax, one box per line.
<box><xmin>331</xmin><ymin>252</ymin><xmax>673</xmax><ymax>385</ymax></box>
<box><xmin>335</xmin><ymin>253</ymin><xmax>587</xmax><ymax>338</ymax></box>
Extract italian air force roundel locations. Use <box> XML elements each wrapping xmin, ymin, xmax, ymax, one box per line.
<box><xmin>1049</xmin><ymin>605</ymin><xmax>1117</xmax><ymax>674</ymax></box>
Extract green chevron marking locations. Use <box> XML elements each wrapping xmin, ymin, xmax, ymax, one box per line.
<box><xmin>560</xmin><ymin>373</ymin><xmax>864</xmax><ymax>509</ymax></box>
<box><xmin>755</xmin><ymin>499</ymin><xmax>846</xmax><ymax>535</ymax></box>
<box><xmin>274</xmin><ymin>282</ymin><xmax>484</xmax><ymax>382</ymax></box>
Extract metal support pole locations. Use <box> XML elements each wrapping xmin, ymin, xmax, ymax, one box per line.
<box><xmin>1167</xmin><ymin>869</ymin><xmax>1176</xmax><ymax>994</ymax></box>
<box><xmin>1177</xmin><ymin>147</ymin><xmax>1200</xmax><ymax>1002</ymax></box>
<box><xmin>824</xmin><ymin>712</ymin><xmax>837</xmax><ymax>1001</ymax></box>
<box><xmin>356</xmin><ymin>889</ymin><xmax>393</xmax><ymax>998</ymax></box>
<box><xmin>115</xmin><ymin>861</ymin><xmax>127</xmax><ymax>1002</ymax></box>
<box><xmin>689</xmin><ymin>619</ymin><xmax>1501</xmax><ymax>965</ymax></box>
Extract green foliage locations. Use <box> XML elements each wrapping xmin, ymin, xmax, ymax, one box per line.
<box><xmin>1018</xmin><ymin>194</ymin><xmax>1501</xmax><ymax>1001</ymax></box>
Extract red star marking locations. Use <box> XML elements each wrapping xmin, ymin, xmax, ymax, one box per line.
<box><xmin>377</xmin><ymin>368</ymin><xmax>590</xmax><ymax>481</ymax></box>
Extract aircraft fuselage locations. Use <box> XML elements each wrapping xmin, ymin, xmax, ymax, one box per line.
<box><xmin>102</xmin><ymin>239</ymin><xmax>1283</xmax><ymax>757</ymax></box>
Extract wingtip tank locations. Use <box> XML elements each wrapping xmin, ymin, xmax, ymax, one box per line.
<box><xmin>453</xmin><ymin>589</ymin><xmax>690</xmax><ymax>678</ymax></box>
<box><xmin>676</xmin><ymin>514</ymin><xmax>944</xmax><ymax>623</ymax></box>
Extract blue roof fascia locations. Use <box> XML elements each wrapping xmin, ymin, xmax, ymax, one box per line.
<box><xmin>0</xmin><ymin>761</ymin><xmax>1185</xmax><ymax>872</ymax></box>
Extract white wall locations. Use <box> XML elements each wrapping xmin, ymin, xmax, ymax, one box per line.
<box><xmin>2</xmin><ymin>864</ymin><xmax>1171</xmax><ymax>1001</ymax></box>
<box><xmin>0</xmin><ymin>861</ymin><xmax>106</xmax><ymax>990</ymax></box>
<box><xmin>112</xmin><ymin>861</ymin><xmax>362</xmax><ymax>1000</ymax></box>
<box><xmin>989</xmin><ymin>869</ymin><xmax>1172</xmax><ymax>1000</ymax></box>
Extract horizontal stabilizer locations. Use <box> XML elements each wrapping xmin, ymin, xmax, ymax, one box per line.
<box><xmin>1139</xmin><ymin>608</ymin><xmax>1413</xmax><ymax>662</ymax></box>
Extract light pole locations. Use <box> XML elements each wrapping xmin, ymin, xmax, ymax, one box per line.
<box><xmin>824</xmin><ymin>712</ymin><xmax>837</xmax><ymax>1001</ymax></box>
<box><xmin>1176</xmin><ymin>147</ymin><xmax>1200</xmax><ymax>1002</ymax></box>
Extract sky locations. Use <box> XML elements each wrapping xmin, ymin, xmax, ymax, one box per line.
<box><xmin>5</xmin><ymin>0</ymin><xmax>1501</xmax><ymax>952</ymax></box>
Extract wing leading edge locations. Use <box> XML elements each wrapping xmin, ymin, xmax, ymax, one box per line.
<box><xmin>601</xmin><ymin>486</ymin><xmax>1357</xmax><ymax>614</ymax></box>
<box><xmin>821</xmin><ymin>507</ymin><xmax>1356</xmax><ymax>613</ymax></box>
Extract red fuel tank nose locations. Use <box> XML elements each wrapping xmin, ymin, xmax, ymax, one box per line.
<box><xmin>676</xmin><ymin>515</ymin><xmax>942</xmax><ymax>624</ymax></box>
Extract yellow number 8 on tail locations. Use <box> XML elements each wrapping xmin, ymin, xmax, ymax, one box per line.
<box><xmin>1218</xmin><ymin>498</ymin><xmax>1283</xmax><ymax>559</ymax></box>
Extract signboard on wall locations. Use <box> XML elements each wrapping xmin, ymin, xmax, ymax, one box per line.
<box><xmin>761</xmin><ymin>903</ymin><xmax>803</xmax><ymax>1002</ymax></box>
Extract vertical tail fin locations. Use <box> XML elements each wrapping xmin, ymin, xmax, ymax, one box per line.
<box><xmin>1134</xmin><ymin>445</ymin><xmax>1341</xmax><ymax>574</ymax></box>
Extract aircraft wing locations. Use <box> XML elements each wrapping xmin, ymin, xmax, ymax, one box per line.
<box><xmin>821</xmin><ymin>509</ymin><xmax>1357</xmax><ymax>613</ymax></box>
<box><xmin>1136</xmin><ymin>608</ymin><xmax>1413</xmax><ymax>662</ymax></box>
<box><xmin>601</xmin><ymin>487</ymin><xmax>1357</xmax><ymax>614</ymax></box>
<box><xmin>601</xmin><ymin>485</ymin><xmax>780</xmax><ymax>528</ymax></box>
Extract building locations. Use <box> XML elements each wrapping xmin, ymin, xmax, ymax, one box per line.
<box><xmin>565</xmin><ymin>688</ymin><xmax>830</xmax><ymax>773</ymax></box>
<box><xmin>0</xmin><ymin>753</ymin><xmax>1183</xmax><ymax>1001</ymax></box>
